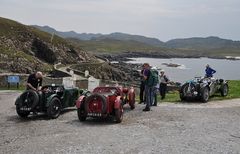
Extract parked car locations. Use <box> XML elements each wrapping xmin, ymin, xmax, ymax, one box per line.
<box><xmin>15</xmin><ymin>85</ymin><xmax>88</xmax><ymax>119</ymax></box>
<box><xmin>76</xmin><ymin>86</ymin><xmax>135</xmax><ymax>123</ymax></box>
<box><xmin>179</xmin><ymin>77</ymin><xmax>228</xmax><ymax>102</ymax></box>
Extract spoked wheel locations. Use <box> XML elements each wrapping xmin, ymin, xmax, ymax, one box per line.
<box><xmin>200</xmin><ymin>87</ymin><xmax>209</xmax><ymax>103</ymax></box>
<box><xmin>115</xmin><ymin>104</ymin><xmax>123</xmax><ymax>123</ymax></box>
<box><xmin>77</xmin><ymin>108</ymin><xmax>87</xmax><ymax>121</ymax></box>
<box><xmin>47</xmin><ymin>97</ymin><xmax>62</xmax><ymax>119</ymax></box>
<box><xmin>221</xmin><ymin>84</ymin><xmax>228</xmax><ymax>97</ymax></box>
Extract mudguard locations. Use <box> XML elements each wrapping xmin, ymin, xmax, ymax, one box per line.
<box><xmin>76</xmin><ymin>95</ymin><xmax>86</xmax><ymax>109</ymax></box>
<box><xmin>114</xmin><ymin>96</ymin><xmax>122</xmax><ymax>109</ymax></box>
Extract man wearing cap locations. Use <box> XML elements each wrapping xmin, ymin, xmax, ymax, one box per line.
<box><xmin>159</xmin><ymin>70</ymin><xmax>169</xmax><ymax>100</ymax></box>
<box><xmin>205</xmin><ymin>64</ymin><xmax>216</xmax><ymax>78</ymax></box>
<box><xmin>26</xmin><ymin>71</ymin><xmax>43</xmax><ymax>91</ymax></box>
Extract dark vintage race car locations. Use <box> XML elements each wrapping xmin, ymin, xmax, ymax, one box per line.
<box><xmin>179</xmin><ymin>77</ymin><xmax>228</xmax><ymax>102</ymax></box>
<box><xmin>15</xmin><ymin>85</ymin><xmax>88</xmax><ymax>119</ymax></box>
<box><xmin>76</xmin><ymin>86</ymin><xmax>135</xmax><ymax>123</ymax></box>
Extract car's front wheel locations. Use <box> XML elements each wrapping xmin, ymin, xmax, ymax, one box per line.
<box><xmin>220</xmin><ymin>84</ymin><xmax>228</xmax><ymax>97</ymax></box>
<box><xmin>200</xmin><ymin>87</ymin><xmax>209</xmax><ymax>103</ymax></box>
<box><xmin>129</xmin><ymin>94</ymin><xmax>135</xmax><ymax>110</ymax></box>
<box><xmin>47</xmin><ymin>97</ymin><xmax>62</xmax><ymax>119</ymax></box>
<box><xmin>115</xmin><ymin>105</ymin><xmax>123</xmax><ymax>123</ymax></box>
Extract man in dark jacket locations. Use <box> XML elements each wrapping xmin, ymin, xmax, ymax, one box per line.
<box><xmin>205</xmin><ymin>64</ymin><xmax>216</xmax><ymax>78</ymax></box>
<box><xmin>26</xmin><ymin>72</ymin><xmax>43</xmax><ymax>91</ymax></box>
<box><xmin>139</xmin><ymin>68</ymin><xmax>145</xmax><ymax>104</ymax></box>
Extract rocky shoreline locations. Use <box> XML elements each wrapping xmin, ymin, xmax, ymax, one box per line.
<box><xmin>97</xmin><ymin>51</ymin><xmax>239</xmax><ymax>62</ymax></box>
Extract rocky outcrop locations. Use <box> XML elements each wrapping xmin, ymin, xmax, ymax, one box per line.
<box><xmin>0</xmin><ymin>17</ymin><xmax>95</xmax><ymax>74</ymax></box>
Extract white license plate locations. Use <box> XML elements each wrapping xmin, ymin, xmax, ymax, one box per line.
<box><xmin>88</xmin><ymin>113</ymin><xmax>102</xmax><ymax>117</ymax></box>
<box><xmin>20</xmin><ymin>107</ymin><xmax>31</xmax><ymax>111</ymax></box>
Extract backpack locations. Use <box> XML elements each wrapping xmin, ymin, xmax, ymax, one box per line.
<box><xmin>146</xmin><ymin>69</ymin><xmax>159</xmax><ymax>87</ymax></box>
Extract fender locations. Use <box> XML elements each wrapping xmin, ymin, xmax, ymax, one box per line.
<box><xmin>76</xmin><ymin>95</ymin><xmax>86</xmax><ymax>109</ymax></box>
<box><xmin>114</xmin><ymin>96</ymin><xmax>122</xmax><ymax>109</ymax></box>
<box><xmin>46</xmin><ymin>94</ymin><xmax>59</xmax><ymax>107</ymax></box>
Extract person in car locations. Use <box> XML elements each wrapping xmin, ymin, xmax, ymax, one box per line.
<box><xmin>205</xmin><ymin>64</ymin><xmax>216</xmax><ymax>78</ymax></box>
<box><xmin>26</xmin><ymin>71</ymin><xmax>43</xmax><ymax>91</ymax></box>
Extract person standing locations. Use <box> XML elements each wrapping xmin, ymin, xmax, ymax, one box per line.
<box><xmin>159</xmin><ymin>70</ymin><xmax>169</xmax><ymax>100</ymax></box>
<box><xmin>139</xmin><ymin>67</ymin><xmax>145</xmax><ymax>104</ymax></box>
<box><xmin>142</xmin><ymin>63</ymin><xmax>151</xmax><ymax>111</ymax></box>
<box><xmin>205</xmin><ymin>64</ymin><xmax>216</xmax><ymax>78</ymax></box>
<box><xmin>151</xmin><ymin>67</ymin><xmax>159</xmax><ymax>106</ymax></box>
<box><xmin>142</xmin><ymin>63</ymin><xmax>158</xmax><ymax>111</ymax></box>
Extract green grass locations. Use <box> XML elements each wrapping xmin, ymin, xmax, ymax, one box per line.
<box><xmin>0</xmin><ymin>85</ymin><xmax>25</xmax><ymax>91</ymax></box>
<box><xmin>136</xmin><ymin>80</ymin><xmax>240</xmax><ymax>103</ymax></box>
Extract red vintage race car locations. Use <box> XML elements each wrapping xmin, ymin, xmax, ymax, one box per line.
<box><xmin>76</xmin><ymin>86</ymin><xmax>135</xmax><ymax>123</ymax></box>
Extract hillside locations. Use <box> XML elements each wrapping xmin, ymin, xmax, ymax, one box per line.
<box><xmin>165</xmin><ymin>36</ymin><xmax>240</xmax><ymax>50</ymax></box>
<box><xmin>0</xmin><ymin>17</ymin><xmax>93</xmax><ymax>74</ymax></box>
<box><xmin>34</xmin><ymin>25</ymin><xmax>240</xmax><ymax>58</ymax></box>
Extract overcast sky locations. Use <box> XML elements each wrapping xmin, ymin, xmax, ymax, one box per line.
<box><xmin>0</xmin><ymin>0</ymin><xmax>240</xmax><ymax>41</ymax></box>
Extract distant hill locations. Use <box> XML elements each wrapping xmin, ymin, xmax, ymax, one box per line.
<box><xmin>32</xmin><ymin>25</ymin><xmax>102</xmax><ymax>40</ymax></box>
<box><xmin>32</xmin><ymin>25</ymin><xmax>164</xmax><ymax>47</ymax></box>
<box><xmin>0</xmin><ymin>17</ymin><xmax>93</xmax><ymax>73</ymax></box>
<box><xmin>165</xmin><ymin>36</ymin><xmax>240</xmax><ymax>50</ymax></box>
<box><xmin>33</xmin><ymin>25</ymin><xmax>240</xmax><ymax>58</ymax></box>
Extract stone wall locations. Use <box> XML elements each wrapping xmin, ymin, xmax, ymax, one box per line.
<box><xmin>0</xmin><ymin>74</ymin><xmax>62</xmax><ymax>88</ymax></box>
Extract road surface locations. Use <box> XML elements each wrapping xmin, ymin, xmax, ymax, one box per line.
<box><xmin>0</xmin><ymin>91</ymin><xmax>240</xmax><ymax>154</ymax></box>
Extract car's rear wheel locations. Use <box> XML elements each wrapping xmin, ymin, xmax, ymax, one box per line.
<box><xmin>200</xmin><ymin>87</ymin><xmax>209</xmax><ymax>103</ymax></box>
<box><xmin>47</xmin><ymin>97</ymin><xmax>62</xmax><ymax>119</ymax></box>
<box><xmin>77</xmin><ymin>108</ymin><xmax>87</xmax><ymax>121</ymax></box>
<box><xmin>221</xmin><ymin>84</ymin><xmax>228</xmax><ymax>97</ymax></box>
<box><xmin>115</xmin><ymin>104</ymin><xmax>123</xmax><ymax>123</ymax></box>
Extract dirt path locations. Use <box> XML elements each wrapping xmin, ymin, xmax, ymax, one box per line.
<box><xmin>0</xmin><ymin>91</ymin><xmax>240</xmax><ymax>154</ymax></box>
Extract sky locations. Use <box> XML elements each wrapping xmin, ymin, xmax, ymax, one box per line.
<box><xmin>0</xmin><ymin>0</ymin><xmax>240</xmax><ymax>41</ymax></box>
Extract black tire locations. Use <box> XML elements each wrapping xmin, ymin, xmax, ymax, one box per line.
<box><xmin>179</xmin><ymin>92</ymin><xmax>185</xmax><ymax>101</ymax></box>
<box><xmin>200</xmin><ymin>87</ymin><xmax>209</xmax><ymax>103</ymax></box>
<box><xmin>77</xmin><ymin>108</ymin><xmax>87</xmax><ymax>121</ymax></box>
<box><xmin>129</xmin><ymin>94</ymin><xmax>135</xmax><ymax>110</ymax></box>
<box><xmin>18</xmin><ymin>90</ymin><xmax>39</xmax><ymax>110</ymax></box>
<box><xmin>16</xmin><ymin>104</ymin><xmax>30</xmax><ymax>118</ymax></box>
<box><xmin>220</xmin><ymin>84</ymin><xmax>228</xmax><ymax>97</ymax></box>
<box><xmin>47</xmin><ymin>97</ymin><xmax>62</xmax><ymax>119</ymax></box>
<box><xmin>179</xmin><ymin>83</ymin><xmax>190</xmax><ymax>101</ymax></box>
<box><xmin>84</xmin><ymin>94</ymin><xmax>107</xmax><ymax>114</ymax></box>
<box><xmin>115</xmin><ymin>104</ymin><xmax>123</xmax><ymax>123</ymax></box>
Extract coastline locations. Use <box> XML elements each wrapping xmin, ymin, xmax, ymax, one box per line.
<box><xmin>97</xmin><ymin>52</ymin><xmax>240</xmax><ymax>62</ymax></box>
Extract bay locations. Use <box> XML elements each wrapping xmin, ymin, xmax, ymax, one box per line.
<box><xmin>127</xmin><ymin>57</ymin><xmax>240</xmax><ymax>83</ymax></box>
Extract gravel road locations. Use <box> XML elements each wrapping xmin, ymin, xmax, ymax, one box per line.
<box><xmin>0</xmin><ymin>91</ymin><xmax>240</xmax><ymax>154</ymax></box>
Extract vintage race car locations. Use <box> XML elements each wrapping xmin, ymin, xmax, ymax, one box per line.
<box><xmin>179</xmin><ymin>77</ymin><xmax>228</xmax><ymax>102</ymax></box>
<box><xmin>76</xmin><ymin>86</ymin><xmax>135</xmax><ymax>123</ymax></box>
<box><xmin>15</xmin><ymin>85</ymin><xmax>88</xmax><ymax>119</ymax></box>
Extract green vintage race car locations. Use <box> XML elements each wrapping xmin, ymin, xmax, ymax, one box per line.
<box><xmin>15</xmin><ymin>85</ymin><xmax>90</xmax><ymax>119</ymax></box>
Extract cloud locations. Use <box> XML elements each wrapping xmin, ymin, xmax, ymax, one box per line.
<box><xmin>0</xmin><ymin>0</ymin><xmax>240</xmax><ymax>41</ymax></box>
